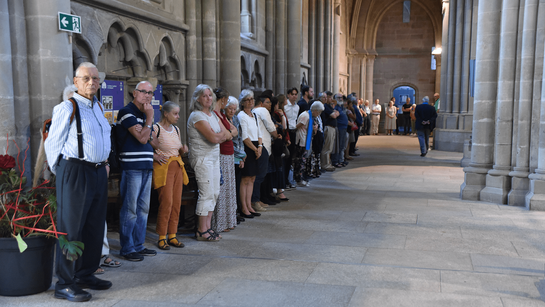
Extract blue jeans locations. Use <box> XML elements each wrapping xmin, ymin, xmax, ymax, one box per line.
<box><xmin>332</xmin><ymin>128</ymin><xmax>347</xmax><ymax>164</ymax></box>
<box><xmin>417</xmin><ymin>128</ymin><xmax>431</xmax><ymax>154</ymax></box>
<box><xmin>119</xmin><ymin>169</ymin><xmax>152</xmax><ymax>256</ymax></box>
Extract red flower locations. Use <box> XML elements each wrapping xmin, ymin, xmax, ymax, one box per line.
<box><xmin>0</xmin><ymin>154</ymin><xmax>16</xmax><ymax>170</ymax></box>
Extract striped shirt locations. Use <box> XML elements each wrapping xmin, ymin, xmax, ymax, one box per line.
<box><xmin>44</xmin><ymin>93</ymin><xmax>111</xmax><ymax>174</ymax></box>
<box><xmin>116</xmin><ymin>102</ymin><xmax>154</xmax><ymax>170</ymax></box>
<box><xmin>154</xmin><ymin>123</ymin><xmax>181</xmax><ymax>158</ymax></box>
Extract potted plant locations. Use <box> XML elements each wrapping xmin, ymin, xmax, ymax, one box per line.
<box><xmin>0</xmin><ymin>138</ymin><xmax>83</xmax><ymax>296</ymax></box>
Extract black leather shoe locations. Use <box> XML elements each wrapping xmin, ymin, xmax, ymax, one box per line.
<box><xmin>55</xmin><ymin>285</ymin><xmax>92</xmax><ymax>302</ymax></box>
<box><xmin>122</xmin><ymin>252</ymin><xmax>144</xmax><ymax>261</ymax></box>
<box><xmin>75</xmin><ymin>276</ymin><xmax>112</xmax><ymax>290</ymax></box>
<box><xmin>240</xmin><ymin>212</ymin><xmax>254</xmax><ymax>218</ymax></box>
<box><xmin>261</xmin><ymin>198</ymin><xmax>277</xmax><ymax>206</ymax></box>
<box><xmin>251</xmin><ymin>212</ymin><xmax>261</xmax><ymax>217</ymax></box>
<box><xmin>138</xmin><ymin>248</ymin><xmax>157</xmax><ymax>256</ymax></box>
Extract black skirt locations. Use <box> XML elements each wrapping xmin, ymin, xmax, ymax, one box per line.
<box><xmin>241</xmin><ymin>141</ymin><xmax>259</xmax><ymax>177</ymax></box>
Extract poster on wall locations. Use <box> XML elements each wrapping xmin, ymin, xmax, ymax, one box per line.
<box><xmin>152</xmin><ymin>85</ymin><xmax>163</xmax><ymax>123</ymax></box>
<box><xmin>100</xmin><ymin>80</ymin><xmax>124</xmax><ymax>124</ymax></box>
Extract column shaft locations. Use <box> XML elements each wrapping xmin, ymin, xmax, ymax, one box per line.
<box><xmin>220</xmin><ymin>0</ymin><xmax>241</xmax><ymax>98</ymax></box>
<box><xmin>308</xmin><ymin>0</ymin><xmax>316</xmax><ymax>90</ymax></box>
<box><xmin>445</xmin><ymin>0</ymin><xmax>457</xmax><ymax>113</ymax></box>
<box><xmin>324</xmin><ymin>0</ymin><xmax>331</xmax><ymax>91</ymax></box>
<box><xmin>332</xmin><ymin>1</ymin><xmax>340</xmax><ymax>94</ymax></box>
<box><xmin>287</xmin><ymin>0</ymin><xmax>302</xmax><ymax>89</ymax></box>
<box><xmin>185</xmin><ymin>0</ymin><xmax>198</xmax><ymax>116</ymax></box>
<box><xmin>452</xmin><ymin>0</ymin><xmax>464</xmax><ymax>113</ymax></box>
<box><xmin>0</xmin><ymin>0</ymin><xmax>16</xmax><ymax>155</ymax></box>
<box><xmin>508</xmin><ymin>0</ymin><xmax>540</xmax><ymax>205</ymax></box>
<box><xmin>316</xmin><ymin>0</ymin><xmax>324</xmax><ymax>93</ymax></box>
<box><xmin>459</xmin><ymin>0</ymin><xmax>473</xmax><ymax>113</ymax></box>
<box><xmin>365</xmin><ymin>56</ymin><xmax>375</xmax><ymax>101</ymax></box>
<box><xmin>439</xmin><ymin>0</ymin><xmax>449</xmax><ymax>115</ymax></box>
<box><xmin>461</xmin><ymin>0</ymin><xmax>502</xmax><ymax>200</ymax></box>
<box><xmin>24</xmin><ymin>0</ymin><xmax>72</xmax><ymax>163</ymax></box>
<box><xmin>202</xmin><ymin>0</ymin><xmax>217</xmax><ymax>86</ymax></box>
<box><xmin>275</xmin><ymin>0</ymin><xmax>286</xmax><ymax>94</ymax></box>
<box><xmin>360</xmin><ymin>56</ymin><xmax>366</xmax><ymax>98</ymax></box>
<box><xmin>265</xmin><ymin>0</ymin><xmax>274</xmax><ymax>90</ymax></box>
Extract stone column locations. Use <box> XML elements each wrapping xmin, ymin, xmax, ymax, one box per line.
<box><xmin>526</xmin><ymin>3</ymin><xmax>545</xmax><ymax>209</ymax></box>
<box><xmin>451</xmin><ymin>0</ymin><xmax>463</xmax><ymax>113</ymax></box>
<box><xmin>0</xmin><ymin>0</ymin><xmax>16</xmax><ymax>156</ymax></box>
<box><xmin>308</xmin><ymin>0</ymin><xmax>316</xmax><ymax>90</ymax></box>
<box><xmin>365</xmin><ymin>55</ymin><xmax>375</xmax><ymax>102</ymax></box>
<box><xmin>324</xmin><ymin>0</ymin><xmax>331</xmax><ymax>91</ymax></box>
<box><xmin>445</xmin><ymin>0</ymin><xmax>457</xmax><ymax>113</ymax></box>
<box><xmin>360</xmin><ymin>55</ymin><xmax>366</xmax><ymax>98</ymax></box>
<box><xmin>240</xmin><ymin>0</ymin><xmax>251</xmax><ymax>34</ymax></box>
<box><xmin>434</xmin><ymin>54</ymin><xmax>441</xmax><ymax>94</ymax></box>
<box><xmin>479</xmin><ymin>0</ymin><xmax>519</xmax><ymax>204</ymax></box>
<box><xmin>439</xmin><ymin>0</ymin><xmax>450</xmax><ymax>114</ymax></box>
<box><xmin>24</xmin><ymin>0</ymin><xmax>72</xmax><ymax>163</ymax></box>
<box><xmin>460</xmin><ymin>0</ymin><xmax>501</xmax><ymax>200</ymax></box>
<box><xmin>332</xmin><ymin>1</ymin><xmax>340</xmax><ymax>94</ymax></box>
<box><xmin>508</xmin><ymin>0</ymin><xmax>540</xmax><ymax>206</ymax></box>
<box><xmin>275</xmin><ymin>0</ymin><xmax>286</xmax><ymax>94</ymax></box>
<box><xmin>459</xmin><ymin>0</ymin><xmax>473</xmax><ymax>114</ymax></box>
<box><xmin>202</xmin><ymin>0</ymin><xmax>217</xmax><ymax>87</ymax></box>
<box><xmin>316</xmin><ymin>0</ymin><xmax>324</xmax><ymax>93</ymax></box>
<box><xmin>6</xmin><ymin>0</ymin><xmax>31</xmax><ymax>177</ymax></box>
<box><xmin>185</xmin><ymin>0</ymin><xmax>198</xmax><ymax>115</ymax></box>
<box><xmin>220</xmin><ymin>0</ymin><xmax>241</xmax><ymax>98</ymax></box>
<box><xmin>265</xmin><ymin>0</ymin><xmax>274</xmax><ymax>90</ymax></box>
<box><xmin>287</xmin><ymin>0</ymin><xmax>301</xmax><ymax>90</ymax></box>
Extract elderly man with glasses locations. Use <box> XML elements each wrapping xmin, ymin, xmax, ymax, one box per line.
<box><xmin>116</xmin><ymin>80</ymin><xmax>158</xmax><ymax>262</ymax></box>
<box><xmin>45</xmin><ymin>62</ymin><xmax>112</xmax><ymax>302</ymax></box>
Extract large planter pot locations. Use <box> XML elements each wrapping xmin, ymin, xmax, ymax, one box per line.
<box><xmin>0</xmin><ymin>236</ymin><xmax>56</xmax><ymax>296</ymax></box>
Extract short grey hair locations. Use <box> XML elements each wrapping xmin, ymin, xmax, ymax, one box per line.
<box><xmin>310</xmin><ymin>101</ymin><xmax>325</xmax><ymax>112</ymax></box>
<box><xmin>225</xmin><ymin>96</ymin><xmax>239</xmax><ymax>111</ymax></box>
<box><xmin>190</xmin><ymin>84</ymin><xmax>216</xmax><ymax>112</ymax></box>
<box><xmin>238</xmin><ymin>89</ymin><xmax>254</xmax><ymax>110</ymax></box>
<box><xmin>347</xmin><ymin>95</ymin><xmax>358</xmax><ymax>105</ymax></box>
<box><xmin>422</xmin><ymin>96</ymin><xmax>429</xmax><ymax>103</ymax></box>
<box><xmin>135</xmin><ymin>81</ymin><xmax>152</xmax><ymax>90</ymax></box>
<box><xmin>74</xmin><ymin>62</ymin><xmax>97</xmax><ymax>77</ymax></box>
<box><xmin>161</xmin><ymin>101</ymin><xmax>180</xmax><ymax>120</ymax></box>
<box><xmin>63</xmin><ymin>84</ymin><xmax>77</xmax><ymax>101</ymax></box>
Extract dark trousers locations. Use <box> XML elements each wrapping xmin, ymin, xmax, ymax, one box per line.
<box><xmin>403</xmin><ymin>114</ymin><xmax>412</xmax><ymax>134</ymax></box>
<box><xmin>55</xmin><ymin>159</ymin><xmax>107</xmax><ymax>288</ymax></box>
<box><xmin>284</xmin><ymin>130</ymin><xmax>297</xmax><ymax>183</ymax></box>
<box><xmin>417</xmin><ymin>128</ymin><xmax>432</xmax><ymax>154</ymax></box>
<box><xmin>363</xmin><ymin>116</ymin><xmax>371</xmax><ymax>135</ymax></box>
<box><xmin>251</xmin><ymin>147</ymin><xmax>269</xmax><ymax>203</ymax></box>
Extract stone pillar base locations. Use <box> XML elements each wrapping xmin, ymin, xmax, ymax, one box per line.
<box><xmin>433</xmin><ymin>129</ymin><xmax>471</xmax><ymax>152</ymax></box>
<box><xmin>479</xmin><ymin>174</ymin><xmax>511</xmax><ymax>204</ymax></box>
<box><xmin>460</xmin><ymin>138</ymin><xmax>471</xmax><ymax>167</ymax></box>
<box><xmin>526</xmin><ymin>179</ymin><xmax>545</xmax><ymax>211</ymax></box>
<box><xmin>460</xmin><ymin>171</ymin><xmax>487</xmax><ymax>200</ymax></box>
<box><xmin>507</xmin><ymin>176</ymin><xmax>529</xmax><ymax>206</ymax></box>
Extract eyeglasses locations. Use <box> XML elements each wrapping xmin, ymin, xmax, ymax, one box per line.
<box><xmin>244</xmin><ymin>98</ymin><xmax>255</xmax><ymax>102</ymax></box>
<box><xmin>76</xmin><ymin>76</ymin><xmax>100</xmax><ymax>83</ymax></box>
<box><xmin>136</xmin><ymin>89</ymin><xmax>154</xmax><ymax>96</ymax></box>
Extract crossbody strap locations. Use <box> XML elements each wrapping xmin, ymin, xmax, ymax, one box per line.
<box><xmin>69</xmin><ymin>97</ymin><xmax>84</xmax><ymax>159</ymax></box>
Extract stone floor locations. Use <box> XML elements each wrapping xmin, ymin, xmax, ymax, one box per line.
<box><xmin>3</xmin><ymin>134</ymin><xmax>545</xmax><ymax>306</ymax></box>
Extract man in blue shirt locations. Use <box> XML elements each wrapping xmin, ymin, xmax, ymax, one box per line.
<box><xmin>297</xmin><ymin>85</ymin><xmax>314</xmax><ymax>115</ymax></box>
<box><xmin>117</xmin><ymin>81</ymin><xmax>157</xmax><ymax>261</ymax></box>
<box><xmin>45</xmin><ymin>62</ymin><xmax>112</xmax><ymax>302</ymax></box>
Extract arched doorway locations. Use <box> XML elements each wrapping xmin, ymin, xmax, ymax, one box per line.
<box><xmin>393</xmin><ymin>85</ymin><xmax>415</xmax><ymax>134</ymax></box>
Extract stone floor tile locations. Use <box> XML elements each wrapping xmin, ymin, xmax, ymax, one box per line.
<box><xmin>362</xmin><ymin>212</ymin><xmax>418</xmax><ymax>224</ymax></box>
<box><xmin>441</xmin><ymin>271</ymin><xmax>541</xmax><ymax>299</ymax></box>
<box><xmin>470</xmin><ymin>254</ymin><xmax>545</xmax><ymax>276</ymax></box>
<box><xmin>307</xmin><ymin>231</ymin><xmax>406</xmax><ymax>248</ymax></box>
<box><xmin>405</xmin><ymin>236</ymin><xmax>519</xmax><ymax>257</ymax></box>
<box><xmin>501</xmin><ymin>297</ymin><xmax>545</xmax><ymax>307</ymax></box>
<box><xmin>347</xmin><ymin>288</ymin><xmax>503</xmax><ymax>307</ymax></box>
<box><xmin>364</xmin><ymin>222</ymin><xmax>462</xmax><ymax>238</ymax></box>
<box><xmin>363</xmin><ymin>248</ymin><xmax>472</xmax><ymax>270</ymax></box>
<box><xmin>306</xmin><ymin>263</ymin><xmax>440</xmax><ymax>292</ymax></box>
<box><xmin>198</xmin><ymin>278</ymin><xmax>354</xmax><ymax>307</ymax></box>
<box><xmin>248</xmin><ymin>242</ymin><xmax>367</xmax><ymax>263</ymax></box>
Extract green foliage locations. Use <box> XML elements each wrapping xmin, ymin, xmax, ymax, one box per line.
<box><xmin>59</xmin><ymin>235</ymin><xmax>85</xmax><ymax>261</ymax></box>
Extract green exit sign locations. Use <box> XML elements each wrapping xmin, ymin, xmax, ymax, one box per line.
<box><xmin>58</xmin><ymin>12</ymin><xmax>81</xmax><ymax>34</ymax></box>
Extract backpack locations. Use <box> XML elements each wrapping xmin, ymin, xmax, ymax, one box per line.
<box><xmin>153</xmin><ymin>123</ymin><xmax>179</xmax><ymax>138</ymax></box>
<box><xmin>108</xmin><ymin>123</ymin><xmax>124</xmax><ymax>174</ymax></box>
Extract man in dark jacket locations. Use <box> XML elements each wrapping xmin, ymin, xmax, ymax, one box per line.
<box><xmin>414</xmin><ymin>96</ymin><xmax>437</xmax><ymax>157</ymax></box>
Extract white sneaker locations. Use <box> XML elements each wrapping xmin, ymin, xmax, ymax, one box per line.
<box><xmin>297</xmin><ymin>180</ymin><xmax>309</xmax><ymax>187</ymax></box>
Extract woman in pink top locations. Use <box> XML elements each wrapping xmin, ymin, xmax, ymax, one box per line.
<box><xmin>150</xmin><ymin>101</ymin><xmax>189</xmax><ymax>250</ymax></box>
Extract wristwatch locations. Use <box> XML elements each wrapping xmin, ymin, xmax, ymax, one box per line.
<box><xmin>146</xmin><ymin>124</ymin><xmax>152</xmax><ymax>129</ymax></box>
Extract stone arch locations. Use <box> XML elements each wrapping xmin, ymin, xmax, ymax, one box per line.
<box><xmin>104</xmin><ymin>21</ymin><xmax>152</xmax><ymax>77</ymax></box>
<box><xmin>390</xmin><ymin>81</ymin><xmax>420</xmax><ymax>104</ymax></box>
<box><xmin>152</xmin><ymin>36</ymin><xmax>182</xmax><ymax>81</ymax></box>
<box><xmin>251</xmin><ymin>60</ymin><xmax>262</xmax><ymax>89</ymax></box>
<box><xmin>241</xmin><ymin>55</ymin><xmax>249</xmax><ymax>88</ymax></box>
<box><xmin>351</xmin><ymin>0</ymin><xmax>441</xmax><ymax>52</ymax></box>
<box><xmin>73</xmin><ymin>35</ymin><xmax>96</xmax><ymax>68</ymax></box>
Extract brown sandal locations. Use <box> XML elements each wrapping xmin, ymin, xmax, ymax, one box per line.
<box><xmin>158</xmin><ymin>239</ymin><xmax>170</xmax><ymax>250</ymax></box>
<box><xmin>167</xmin><ymin>237</ymin><xmax>184</xmax><ymax>248</ymax></box>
